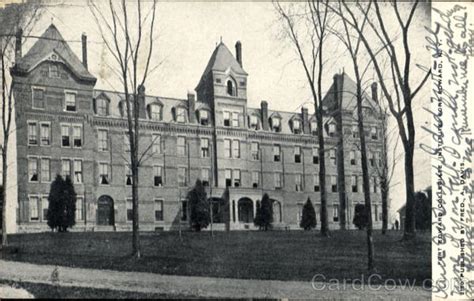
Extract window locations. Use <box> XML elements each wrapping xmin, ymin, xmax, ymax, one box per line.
<box><xmin>350</xmin><ymin>151</ymin><xmax>356</xmax><ymax>165</ymax></box>
<box><xmin>313</xmin><ymin>148</ymin><xmax>319</xmax><ymax>164</ymax></box>
<box><xmin>28</xmin><ymin>122</ymin><xmax>38</xmax><ymax>145</ymax></box>
<box><xmin>201</xmin><ymin>138</ymin><xmax>209</xmax><ymax>158</ymax></box>
<box><xmin>177</xmin><ymin>137</ymin><xmax>186</xmax><ymax>156</ymax></box>
<box><xmin>32</xmin><ymin>88</ymin><xmax>45</xmax><ymax>109</ymax></box>
<box><xmin>199</xmin><ymin>110</ymin><xmax>209</xmax><ymax>125</ymax></box>
<box><xmin>97</xmin><ymin>98</ymin><xmax>108</xmax><ymax>116</ymax></box>
<box><xmin>178</xmin><ymin>167</ymin><xmax>187</xmax><ymax>186</ymax></box>
<box><xmin>201</xmin><ymin>168</ymin><xmax>210</xmax><ymax>186</ymax></box>
<box><xmin>41</xmin><ymin>158</ymin><xmax>50</xmax><ymax>182</ymax></box>
<box><xmin>233</xmin><ymin>169</ymin><xmax>241</xmax><ymax>187</ymax></box>
<box><xmin>49</xmin><ymin>65</ymin><xmax>59</xmax><ymax>78</ymax></box>
<box><xmin>61</xmin><ymin>159</ymin><xmax>71</xmax><ymax>179</ymax></box>
<box><xmin>150</xmin><ymin>104</ymin><xmax>162</xmax><ymax>121</ymax></box>
<box><xmin>226</xmin><ymin>80</ymin><xmax>235</xmax><ymax>96</ymax></box>
<box><xmin>76</xmin><ymin>197</ymin><xmax>84</xmax><ymax>221</ymax></box>
<box><xmin>176</xmin><ymin>107</ymin><xmax>186</xmax><ymax>123</ymax></box>
<box><xmin>127</xmin><ymin>199</ymin><xmax>133</xmax><ymax>221</ymax></box>
<box><xmin>28</xmin><ymin>158</ymin><xmax>38</xmax><ymax>182</ymax></box>
<box><xmin>74</xmin><ymin>160</ymin><xmax>82</xmax><ymax>183</ymax></box>
<box><xmin>330</xmin><ymin>149</ymin><xmax>336</xmax><ymax>166</ymax></box>
<box><xmin>154</xmin><ymin>166</ymin><xmax>163</xmax><ymax>186</ymax></box>
<box><xmin>313</xmin><ymin>174</ymin><xmax>320</xmax><ymax>192</ymax></box>
<box><xmin>225</xmin><ymin>169</ymin><xmax>232</xmax><ymax>187</ymax></box>
<box><xmin>181</xmin><ymin>200</ymin><xmax>188</xmax><ymax>221</ymax></box>
<box><xmin>126</xmin><ymin>165</ymin><xmax>133</xmax><ymax>186</ymax></box>
<box><xmin>65</xmin><ymin>92</ymin><xmax>76</xmax><ymax>112</ymax></box>
<box><xmin>333</xmin><ymin>205</ymin><xmax>339</xmax><ymax>222</ymax></box>
<box><xmin>42</xmin><ymin>196</ymin><xmax>48</xmax><ymax>221</ymax></box>
<box><xmin>252</xmin><ymin>171</ymin><xmax>259</xmax><ymax>188</ymax></box>
<box><xmin>294</xmin><ymin>146</ymin><xmax>301</xmax><ymax>163</ymax></box>
<box><xmin>29</xmin><ymin>196</ymin><xmax>39</xmax><ymax>221</ymax></box>
<box><xmin>295</xmin><ymin>174</ymin><xmax>303</xmax><ymax>191</ymax></box>
<box><xmin>99</xmin><ymin>163</ymin><xmax>109</xmax><ymax>185</ymax></box>
<box><xmin>155</xmin><ymin>200</ymin><xmax>163</xmax><ymax>221</ymax></box>
<box><xmin>98</xmin><ymin>130</ymin><xmax>108</xmax><ymax>151</ymax></box>
<box><xmin>224</xmin><ymin>139</ymin><xmax>231</xmax><ymax>158</ymax></box>
<box><xmin>373</xmin><ymin>177</ymin><xmax>378</xmax><ymax>193</ymax></box>
<box><xmin>359</xmin><ymin>176</ymin><xmax>363</xmax><ymax>193</ymax></box>
<box><xmin>249</xmin><ymin>115</ymin><xmax>258</xmax><ymax>129</ymax></box>
<box><xmin>331</xmin><ymin>175</ymin><xmax>337</xmax><ymax>192</ymax></box>
<box><xmin>251</xmin><ymin>142</ymin><xmax>259</xmax><ymax>160</ymax></box>
<box><xmin>232</xmin><ymin>140</ymin><xmax>240</xmax><ymax>158</ymax></box>
<box><xmin>223</xmin><ymin>111</ymin><xmax>230</xmax><ymax>127</ymax></box>
<box><xmin>124</xmin><ymin>134</ymin><xmax>131</xmax><ymax>152</ymax></box>
<box><xmin>73</xmin><ymin>126</ymin><xmax>82</xmax><ymax>148</ymax></box>
<box><xmin>369</xmin><ymin>152</ymin><xmax>375</xmax><ymax>167</ymax></box>
<box><xmin>274</xmin><ymin>173</ymin><xmax>282</xmax><ymax>189</ymax></box>
<box><xmin>328</xmin><ymin>123</ymin><xmax>336</xmax><ymax>137</ymax></box>
<box><xmin>152</xmin><ymin>134</ymin><xmax>161</xmax><ymax>154</ymax></box>
<box><xmin>371</xmin><ymin>127</ymin><xmax>378</xmax><ymax>140</ymax></box>
<box><xmin>311</xmin><ymin>121</ymin><xmax>317</xmax><ymax>135</ymax></box>
<box><xmin>351</xmin><ymin>175</ymin><xmax>358</xmax><ymax>192</ymax></box>
<box><xmin>273</xmin><ymin>145</ymin><xmax>281</xmax><ymax>162</ymax></box>
<box><xmin>232</xmin><ymin>112</ymin><xmax>239</xmax><ymax>127</ymax></box>
<box><xmin>40</xmin><ymin>123</ymin><xmax>50</xmax><ymax>146</ymax></box>
<box><xmin>293</xmin><ymin>119</ymin><xmax>301</xmax><ymax>134</ymax></box>
<box><xmin>61</xmin><ymin>125</ymin><xmax>70</xmax><ymax>147</ymax></box>
<box><xmin>271</xmin><ymin>117</ymin><xmax>281</xmax><ymax>132</ymax></box>
<box><xmin>352</xmin><ymin>125</ymin><xmax>359</xmax><ymax>138</ymax></box>
<box><xmin>374</xmin><ymin>204</ymin><xmax>378</xmax><ymax>222</ymax></box>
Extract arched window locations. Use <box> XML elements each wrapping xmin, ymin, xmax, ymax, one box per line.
<box><xmin>96</xmin><ymin>98</ymin><xmax>109</xmax><ymax>116</ymax></box>
<box><xmin>227</xmin><ymin>80</ymin><xmax>234</xmax><ymax>96</ymax></box>
<box><xmin>147</xmin><ymin>103</ymin><xmax>162</xmax><ymax>121</ymax></box>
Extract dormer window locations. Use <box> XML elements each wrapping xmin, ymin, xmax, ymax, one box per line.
<box><xmin>249</xmin><ymin>115</ymin><xmax>258</xmax><ymax>130</ymax></box>
<box><xmin>49</xmin><ymin>64</ymin><xmax>59</xmax><ymax>78</ymax></box>
<box><xmin>226</xmin><ymin>79</ymin><xmax>236</xmax><ymax>96</ymax></box>
<box><xmin>121</xmin><ymin>101</ymin><xmax>134</xmax><ymax>117</ymax></box>
<box><xmin>328</xmin><ymin>123</ymin><xmax>336</xmax><ymax>137</ymax></box>
<box><xmin>310</xmin><ymin>120</ymin><xmax>317</xmax><ymax>135</ymax></box>
<box><xmin>199</xmin><ymin>110</ymin><xmax>209</xmax><ymax>125</ymax></box>
<box><xmin>371</xmin><ymin>127</ymin><xmax>378</xmax><ymax>140</ymax></box>
<box><xmin>176</xmin><ymin>107</ymin><xmax>186</xmax><ymax>123</ymax></box>
<box><xmin>96</xmin><ymin>98</ymin><xmax>108</xmax><ymax>116</ymax></box>
<box><xmin>148</xmin><ymin>103</ymin><xmax>162</xmax><ymax>121</ymax></box>
<box><xmin>271</xmin><ymin>117</ymin><xmax>281</xmax><ymax>132</ymax></box>
<box><xmin>292</xmin><ymin>119</ymin><xmax>302</xmax><ymax>134</ymax></box>
<box><xmin>64</xmin><ymin>91</ymin><xmax>76</xmax><ymax>112</ymax></box>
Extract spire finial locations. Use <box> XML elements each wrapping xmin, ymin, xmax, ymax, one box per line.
<box><xmin>220</xmin><ymin>36</ymin><xmax>222</xmax><ymax>43</ymax></box>
<box><xmin>51</xmin><ymin>17</ymin><xmax>54</xmax><ymax>25</ymax></box>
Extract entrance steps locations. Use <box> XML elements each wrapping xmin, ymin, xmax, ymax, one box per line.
<box><xmin>93</xmin><ymin>225</ymin><xmax>115</xmax><ymax>232</ymax></box>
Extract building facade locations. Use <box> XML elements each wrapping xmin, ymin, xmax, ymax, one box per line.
<box><xmin>11</xmin><ymin>25</ymin><xmax>385</xmax><ymax>232</ymax></box>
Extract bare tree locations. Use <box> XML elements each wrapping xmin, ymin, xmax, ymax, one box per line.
<box><xmin>0</xmin><ymin>1</ymin><xmax>42</xmax><ymax>248</ymax></box>
<box><xmin>274</xmin><ymin>0</ymin><xmax>334</xmax><ymax>237</ymax></box>
<box><xmin>333</xmin><ymin>0</ymin><xmax>430</xmax><ymax>240</ymax></box>
<box><xmin>89</xmin><ymin>0</ymin><xmax>158</xmax><ymax>257</ymax></box>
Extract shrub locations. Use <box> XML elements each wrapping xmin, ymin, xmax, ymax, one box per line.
<box><xmin>254</xmin><ymin>193</ymin><xmax>273</xmax><ymax>231</ymax></box>
<box><xmin>300</xmin><ymin>197</ymin><xmax>317</xmax><ymax>230</ymax></box>
<box><xmin>353</xmin><ymin>203</ymin><xmax>368</xmax><ymax>230</ymax></box>
<box><xmin>47</xmin><ymin>175</ymin><xmax>76</xmax><ymax>232</ymax></box>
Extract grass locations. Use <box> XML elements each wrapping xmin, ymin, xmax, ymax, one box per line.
<box><xmin>2</xmin><ymin>230</ymin><xmax>431</xmax><ymax>285</ymax></box>
<box><xmin>0</xmin><ymin>279</ymin><xmax>189</xmax><ymax>299</ymax></box>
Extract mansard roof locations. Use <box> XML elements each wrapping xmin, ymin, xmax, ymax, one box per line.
<box><xmin>14</xmin><ymin>24</ymin><xmax>96</xmax><ymax>82</ymax></box>
<box><xmin>196</xmin><ymin>42</ymin><xmax>247</xmax><ymax>89</ymax></box>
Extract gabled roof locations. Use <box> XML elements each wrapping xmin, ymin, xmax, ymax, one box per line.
<box><xmin>196</xmin><ymin>42</ymin><xmax>247</xmax><ymax>89</ymax></box>
<box><xmin>14</xmin><ymin>24</ymin><xmax>96</xmax><ymax>82</ymax></box>
<box><xmin>322</xmin><ymin>73</ymin><xmax>375</xmax><ymax>112</ymax></box>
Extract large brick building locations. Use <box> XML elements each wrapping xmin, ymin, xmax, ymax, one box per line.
<box><xmin>11</xmin><ymin>24</ymin><xmax>385</xmax><ymax>232</ymax></box>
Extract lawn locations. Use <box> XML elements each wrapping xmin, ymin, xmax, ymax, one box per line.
<box><xmin>1</xmin><ymin>230</ymin><xmax>431</xmax><ymax>285</ymax></box>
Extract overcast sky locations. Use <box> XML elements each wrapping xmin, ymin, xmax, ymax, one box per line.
<box><xmin>17</xmin><ymin>1</ymin><xmax>432</xmax><ymax>219</ymax></box>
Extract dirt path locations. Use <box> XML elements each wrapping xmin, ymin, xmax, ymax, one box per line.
<box><xmin>0</xmin><ymin>260</ymin><xmax>430</xmax><ymax>299</ymax></box>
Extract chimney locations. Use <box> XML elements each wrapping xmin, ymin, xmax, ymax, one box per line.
<box><xmin>261</xmin><ymin>101</ymin><xmax>269</xmax><ymax>130</ymax></box>
<box><xmin>371</xmin><ymin>82</ymin><xmax>378</xmax><ymax>103</ymax></box>
<box><xmin>138</xmin><ymin>85</ymin><xmax>146</xmax><ymax>119</ymax></box>
<box><xmin>187</xmin><ymin>92</ymin><xmax>196</xmax><ymax>123</ymax></box>
<box><xmin>81</xmin><ymin>33</ymin><xmax>88</xmax><ymax>69</ymax></box>
<box><xmin>301</xmin><ymin>107</ymin><xmax>309</xmax><ymax>133</ymax></box>
<box><xmin>15</xmin><ymin>28</ymin><xmax>23</xmax><ymax>63</ymax></box>
<box><xmin>235</xmin><ymin>41</ymin><xmax>242</xmax><ymax>67</ymax></box>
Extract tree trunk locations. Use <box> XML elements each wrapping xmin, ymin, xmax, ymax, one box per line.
<box><xmin>2</xmin><ymin>142</ymin><xmax>8</xmax><ymax>247</ymax></box>
<box><xmin>334</xmin><ymin>75</ymin><xmax>347</xmax><ymax>230</ymax></box>
<box><xmin>317</xmin><ymin>109</ymin><xmax>329</xmax><ymax>237</ymax></box>
<box><xmin>402</xmin><ymin>142</ymin><xmax>416</xmax><ymax>239</ymax></box>
<box><xmin>381</xmin><ymin>177</ymin><xmax>388</xmax><ymax>235</ymax></box>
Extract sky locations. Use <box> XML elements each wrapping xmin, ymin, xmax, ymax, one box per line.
<box><xmin>12</xmin><ymin>0</ymin><xmax>432</xmax><ymax>220</ymax></box>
